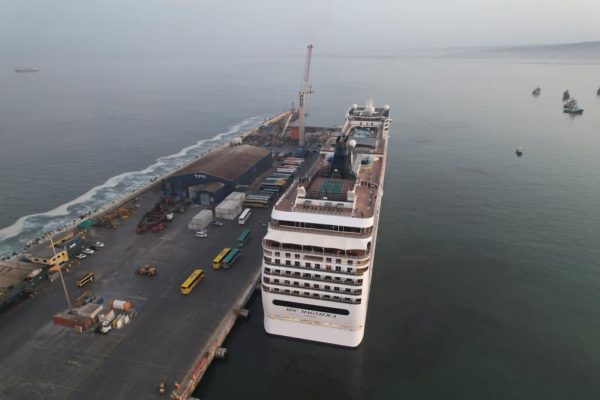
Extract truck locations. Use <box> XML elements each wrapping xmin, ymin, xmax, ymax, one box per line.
<box><xmin>136</xmin><ymin>265</ymin><xmax>157</xmax><ymax>276</ymax></box>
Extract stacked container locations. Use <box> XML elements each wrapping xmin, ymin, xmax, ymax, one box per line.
<box><xmin>188</xmin><ymin>210</ymin><xmax>213</xmax><ymax>230</ymax></box>
<box><xmin>215</xmin><ymin>192</ymin><xmax>245</xmax><ymax>220</ymax></box>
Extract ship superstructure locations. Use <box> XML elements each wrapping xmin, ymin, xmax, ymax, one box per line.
<box><xmin>261</xmin><ymin>101</ymin><xmax>391</xmax><ymax>347</ymax></box>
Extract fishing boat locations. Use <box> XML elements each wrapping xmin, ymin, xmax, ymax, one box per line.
<box><xmin>515</xmin><ymin>147</ymin><xmax>523</xmax><ymax>157</ymax></box>
<box><xmin>532</xmin><ymin>87</ymin><xmax>541</xmax><ymax>96</ymax></box>
<box><xmin>563</xmin><ymin>99</ymin><xmax>583</xmax><ymax>114</ymax></box>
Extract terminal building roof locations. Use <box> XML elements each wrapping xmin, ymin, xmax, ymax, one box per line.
<box><xmin>174</xmin><ymin>144</ymin><xmax>270</xmax><ymax>181</ymax></box>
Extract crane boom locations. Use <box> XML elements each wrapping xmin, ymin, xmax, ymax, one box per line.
<box><xmin>298</xmin><ymin>44</ymin><xmax>314</xmax><ymax>148</ymax></box>
<box><xmin>303</xmin><ymin>44</ymin><xmax>313</xmax><ymax>83</ymax></box>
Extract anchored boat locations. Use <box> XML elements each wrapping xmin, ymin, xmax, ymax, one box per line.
<box><xmin>15</xmin><ymin>67</ymin><xmax>39</xmax><ymax>73</ymax></box>
<box><xmin>563</xmin><ymin>99</ymin><xmax>584</xmax><ymax>114</ymax></box>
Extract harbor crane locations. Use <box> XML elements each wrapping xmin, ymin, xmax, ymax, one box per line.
<box><xmin>298</xmin><ymin>44</ymin><xmax>314</xmax><ymax>148</ymax></box>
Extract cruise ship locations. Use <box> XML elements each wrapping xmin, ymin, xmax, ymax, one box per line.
<box><xmin>261</xmin><ymin>101</ymin><xmax>391</xmax><ymax>347</ymax></box>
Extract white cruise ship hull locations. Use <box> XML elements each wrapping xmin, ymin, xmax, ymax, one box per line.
<box><xmin>261</xmin><ymin>101</ymin><xmax>390</xmax><ymax>347</ymax></box>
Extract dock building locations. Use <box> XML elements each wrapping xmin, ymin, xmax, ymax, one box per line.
<box><xmin>165</xmin><ymin>144</ymin><xmax>272</xmax><ymax>205</ymax></box>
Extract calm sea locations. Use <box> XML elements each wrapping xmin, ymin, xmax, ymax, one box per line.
<box><xmin>1</xmin><ymin>56</ymin><xmax>600</xmax><ymax>399</ymax></box>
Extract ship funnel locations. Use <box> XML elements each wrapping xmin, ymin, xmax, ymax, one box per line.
<box><xmin>329</xmin><ymin>135</ymin><xmax>355</xmax><ymax>179</ymax></box>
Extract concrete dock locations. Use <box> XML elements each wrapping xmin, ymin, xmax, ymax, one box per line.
<box><xmin>0</xmin><ymin>188</ymin><xmax>270</xmax><ymax>399</ymax></box>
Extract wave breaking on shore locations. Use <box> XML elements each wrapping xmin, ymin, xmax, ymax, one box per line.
<box><xmin>0</xmin><ymin>115</ymin><xmax>264</xmax><ymax>258</ymax></box>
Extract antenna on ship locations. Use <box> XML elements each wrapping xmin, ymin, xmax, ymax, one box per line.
<box><xmin>298</xmin><ymin>44</ymin><xmax>314</xmax><ymax>152</ymax></box>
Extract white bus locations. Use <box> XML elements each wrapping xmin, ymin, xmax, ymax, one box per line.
<box><xmin>238</xmin><ymin>208</ymin><xmax>252</xmax><ymax>225</ymax></box>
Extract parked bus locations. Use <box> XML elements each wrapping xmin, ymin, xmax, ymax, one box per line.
<box><xmin>212</xmin><ymin>248</ymin><xmax>231</xmax><ymax>269</ymax></box>
<box><xmin>222</xmin><ymin>248</ymin><xmax>241</xmax><ymax>268</ymax></box>
<box><xmin>76</xmin><ymin>272</ymin><xmax>95</xmax><ymax>288</ymax></box>
<box><xmin>243</xmin><ymin>199</ymin><xmax>270</xmax><ymax>208</ymax></box>
<box><xmin>180</xmin><ymin>269</ymin><xmax>205</xmax><ymax>295</ymax></box>
<box><xmin>237</xmin><ymin>229</ymin><xmax>251</xmax><ymax>247</ymax></box>
<box><xmin>238</xmin><ymin>208</ymin><xmax>251</xmax><ymax>224</ymax></box>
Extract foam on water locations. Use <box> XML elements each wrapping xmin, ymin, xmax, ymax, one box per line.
<box><xmin>0</xmin><ymin>115</ymin><xmax>264</xmax><ymax>257</ymax></box>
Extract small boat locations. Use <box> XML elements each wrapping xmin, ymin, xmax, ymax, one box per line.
<box><xmin>15</xmin><ymin>67</ymin><xmax>39</xmax><ymax>73</ymax></box>
<box><xmin>515</xmin><ymin>147</ymin><xmax>523</xmax><ymax>157</ymax></box>
<box><xmin>563</xmin><ymin>99</ymin><xmax>576</xmax><ymax>109</ymax></box>
<box><xmin>562</xmin><ymin>90</ymin><xmax>570</xmax><ymax>101</ymax></box>
<box><xmin>563</xmin><ymin>98</ymin><xmax>584</xmax><ymax>114</ymax></box>
<box><xmin>532</xmin><ymin>86</ymin><xmax>541</xmax><ymax>96</ymax></box>
<box><xmin>597</xmin><ymin>87</ymin><xmax>600</xmax><ymax>96</ymax></box>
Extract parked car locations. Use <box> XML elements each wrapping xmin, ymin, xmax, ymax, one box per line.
<box><xmin>76</xmin><ymin>253</ymin><xmax>87</xmax><ymax>259</ymax></box>
<box><xmin>95</xmin><ymin>321</ymin><xmax>112</xmax><ymax>334</ymax></box>
<box><xmin>195</xmin><ymin>231</ymin><xmax>208</xmax><ymax>238</ymax></box>
<box><xmin>83</xmin><ymin>248</ymin><xmax>95</xmax><ymax>255</ymax></box>
<box><xmin>211</xmin><ymin>220</ymin><xmax>224</xmax><ymax>227</ymax></box>
<box><xmin>93</xmin><ymin>241</ymin><xmax>105</xmax><ymax>248</ymax></box>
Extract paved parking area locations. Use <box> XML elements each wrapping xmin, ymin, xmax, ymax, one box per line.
<box><xmin>0</xmin><ymin>189</ymin><xmax>270</xmax><ymax>400</ymax></box>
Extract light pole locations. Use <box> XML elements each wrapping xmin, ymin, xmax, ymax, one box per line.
<box><xmin>50</xmin><ymin>237</ymin><xmax>72</xmax><ymax>311</ymax></box>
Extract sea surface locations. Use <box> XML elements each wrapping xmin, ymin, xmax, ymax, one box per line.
<box><xmin>2</xmin><ymin>56</ymin><xmax>600</xmax><ymax>399</ymax></box>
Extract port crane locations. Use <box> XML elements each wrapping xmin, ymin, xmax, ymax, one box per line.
<box><xmin>298</xmin><ymin>44</ymin><xmax>314</xmax><ymax>148</ymax></box>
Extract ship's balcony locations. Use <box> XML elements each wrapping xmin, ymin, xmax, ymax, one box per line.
<box><xmin>263</xmin><ymin>267</ymin><xmax>363</xmax><ymax>287</ymax></box>
<box><xmin>263</xmin><ymin>259</ymin><xmax>369</xmax><ymax>276</ymax></box>
<box><xmin>262</xmin><ymin>276</ymin><xmax>362</xmax><ymax>295</ymax></box>
<box><xmin>263</xmin><ymin>241</ymin><xmax>371</xmax><ymax>262</ymax></box>
<box><xmin>262</xmin><ymin>284</ymin><xmax>362</xmax><ymax>305</ymax></box>
<box><xmin>268</xmin><ymin>222</ymin><xmax>373</xmax><ymax>238</ymax></box>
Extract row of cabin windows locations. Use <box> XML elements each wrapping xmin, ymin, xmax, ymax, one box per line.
<box><xmin>272</xmin><ymin>218</ymin><xmax>367</xmax><ymax>234</ymax></box>
<box><xmin>264</xmin><ymin>267</ymin><xmax>363</xmax><ymax>285</ymax></box>
<box><xmin>264</xmin><ymin>285</ymin><xmax>361</xmax><ymax>304</ymax></box>
<box><xmin>263</xmin><ymin>276</ymin><xmax>362</xmax><ymax>294</ymax></box>
<box><xmin>273</xmin><ymin>251</ymin><xmax>353</xmax><ymax>265</ymax></box>
<box><xmin>266</xmin><ymin>258</ymin><xmax>355</xmax><ymax>273</ymax></box>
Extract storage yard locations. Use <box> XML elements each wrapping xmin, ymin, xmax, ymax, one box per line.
<box><xmin>0</xmin><ymin>187</ymin><xmax>271</xmax><ymax>399</ymax></box>
<box><xmin>0</xmin><ymin>136</ymin><xmax>318</xmax><ymax>399</ymax></box>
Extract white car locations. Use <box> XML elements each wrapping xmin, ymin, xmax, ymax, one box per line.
<box><xmin>100</xmin><ymin>321</ymin><xmax>112</xmax><ymax>334</ymax></box>
<box><xmin>195</xmin><ymin>231</ymin><xmax>208</xmax><ymax>238</ymax></box>
<box><xmin>76</xmin><ymin>253</ymin><xmax>87</xmax><ymax>259</ymax></box>
<box><xmin>211</xmin><ymin>220</ymin><xmax>224</xmax><ymax>227</ymax></box>
<box><xmin>93</xmin><ymin>241</ymin><xmax>105</xmax><ymax>248</ymax></box>
<box><xmin>83</xmin><ymin>248</ymin><xmax>95</xmax><ymax>255</ymax></box>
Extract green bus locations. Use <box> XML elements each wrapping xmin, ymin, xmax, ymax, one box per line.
<box><xmin>237</xmin><ymin>229</ymin><xmax>251</xmax><ymax>247</ymax></box>
<box><xmin>222</xmin><ymin>248</ymin><xmax>241</xmax><ymax>268</ymax></box>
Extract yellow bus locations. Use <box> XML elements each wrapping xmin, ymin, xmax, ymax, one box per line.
<box><xmin>76</xmin><ymin>272</ymin><xmax>95</xmax><ymax>288</ymax></box>
<box><xmin>212</xmin><ymin>247</ymin><xmax>231</xmax><ymax>270</ymax></box>
<box><xmin>180</xmin><ymin>269</ymin><xmax>205</xmax><ymax>295</ymax></box>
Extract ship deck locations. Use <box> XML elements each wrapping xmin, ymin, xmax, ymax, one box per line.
<box><xmin>275</xmin><ymin>149</ymin><xmax>384</xmax><ymax>219</ymax></box>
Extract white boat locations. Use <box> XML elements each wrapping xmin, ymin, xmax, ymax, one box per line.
<box><xmin>261</xmin><ymin>101</ymin><xmax>391</xmax><ymax>347</ymax></box>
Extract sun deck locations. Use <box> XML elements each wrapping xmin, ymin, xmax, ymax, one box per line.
<box><xmin>275</xmin><ymin>151</ymin><xmax>384</xmax><ymax>218</ymax></box>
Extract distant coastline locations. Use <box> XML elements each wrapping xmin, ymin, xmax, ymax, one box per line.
<box><xmin>441</xmin><ymin>40</ymin><xmax>600</xmax><ymax>60</ymax></box>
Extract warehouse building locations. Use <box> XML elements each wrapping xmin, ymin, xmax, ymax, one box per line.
<box><xmin>164</xmin><ymin>144</ymin><xmax>272</xmax><ymax>205</ymax></box>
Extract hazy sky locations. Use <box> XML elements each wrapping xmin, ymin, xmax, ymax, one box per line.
<box><xmin>1</xmin><ymin>0</ymin><xmax>599</xmax><ymax>59</ymax></box>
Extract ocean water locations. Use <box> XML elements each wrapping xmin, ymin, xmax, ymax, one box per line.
<box><xmin>2</xmin><ymin>56</ymin><xmax>600</xmax><ymax>399</ymax></box>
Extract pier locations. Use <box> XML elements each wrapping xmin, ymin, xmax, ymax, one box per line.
<box><xmin>0</xmin><ymin>110</ymin><xmax>301</xmax><ymax>400</ymax></box>
<box><xmin>0</xmin><ymin>109</ymin><xmax>331</xmax><ymax>399</ymax></box>
<box><xmin>0</xmin><ymin>187</ymin><xmax>270</xmax><ymax>399</ymax></box>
